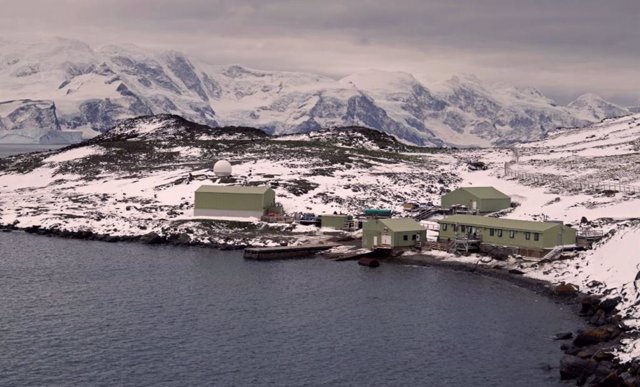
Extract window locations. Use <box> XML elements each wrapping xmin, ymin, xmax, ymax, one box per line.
<box><xmin>525</xmin><ymin>232</ymin><xmax>531</xmax><ymax>240</ymax></box>
<box><xmin>534</xmin><ymin>233</ymin><xmax>540</xmax><ymax>241</ymax></box>
<box><xmin>403</xmin><ymin>235</ymin><xmax>408</xmax><ymax>241</ymax></box>
<box><xmin>412</xmin><ymin>234</ymin><xmax>417</xmax><ymax>240</ymax></box>
<box><xmin>453</xmin><ymin>225</ymin><xmax>457</xmax><ymax>232</ymax></box>
<box><xmin>509</xmin><ymin>230</ymin><xmax>515</xmax><ymax>239</ymax></box>
<box><xmin>442</xmin><ymin>224</ymin><xmax>448</xmax><ymax>231</ymax></box>
<box><xmin>496</xmin><ymin>229</ymin><xmax>503</xmax><ymax>237</ymax></box>
<box><xmin>460</xmin><ymin>225</ymin><xmax>466</xmax><ymax>232</ymax></box>
<box><xmin>489</xmin><ymin>228</ymin><xmax>495</xmax><ymax>236</ymax></box>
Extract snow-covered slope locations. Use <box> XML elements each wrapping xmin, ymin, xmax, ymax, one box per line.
<box><xmin>0</xmin><ymin>38</ymin><xmax>631</xmax><ymax>145</ymax></box>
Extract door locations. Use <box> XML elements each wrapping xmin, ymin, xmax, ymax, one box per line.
<box><xmin>373</xmin><ymin>236</ymin><xmax>378</xmax><ymax>247</ymax></box>
<box><xmin>382</xmin><ymin>235</ymin><xmax>392</xmax><ymax>246</ymax></box>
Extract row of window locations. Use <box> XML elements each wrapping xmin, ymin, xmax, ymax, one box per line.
<box><xmin>441</xmin><ymin>224</ymin><xmax>540</xmax><ymax>241</ymax></box>
<box><xmin>402</xmin><ymin>234</ymin><xmax>420</xmax><ymax>241</ymax></box>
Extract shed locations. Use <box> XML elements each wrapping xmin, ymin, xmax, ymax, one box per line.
<box><xmin>441</xmin><ymin>187</ymin><xmax>511</xmax><ymax>214</ymax></box>
<box><xmin>194</xmin><ymin>185</ymin><xmax>276</xmax><ymax>218</ymax></box>
<box><xmin>363</xmin><ymin>218</ymin><xmax>426</xmax><ymax>249</ymax></box>
<box><xmin>437</xmin><ymin>215</ymin><xmax>576</xmax><ymax>255</ymax></box>
<box><xmin>320</xmin><ymin>214</ymin><xmax>352</xmax><ymax>230</ymax></box>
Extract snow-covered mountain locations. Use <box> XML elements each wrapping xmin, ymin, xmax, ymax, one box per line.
<box><xmin>0</xmin><ymin>99</ymin><xmax>82</xmax><ymax>144</ymax></box>
<box><xmin>567</xmin><ymin>93</ymin><xmax>630</xmax><ymax>122</ymax></box>
<box><xmin>0</xmin><ymin>38</ymin><xmax>631</xmax><ymax>145</ymax></box>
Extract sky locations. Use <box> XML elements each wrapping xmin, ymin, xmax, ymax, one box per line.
<box><xmin>0</xmin><ymin>0</ymin><xmax>639</xmax><ymax>105</ymax></box>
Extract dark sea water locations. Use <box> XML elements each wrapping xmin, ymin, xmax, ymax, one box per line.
<box><xmin>0</xmin><ymin>144</ymin><xmax>66</xmax><ymax>158</ymax></box>
<box><xmin>0</xmin><ymin>232</ymin><xmax>580</xmax><ymax>386</ymax></box>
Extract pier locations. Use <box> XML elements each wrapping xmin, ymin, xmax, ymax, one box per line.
<box><xmin>244</xmin><ymin>244</ymin><xmax>338</xmax><ymax>260</ymax></box>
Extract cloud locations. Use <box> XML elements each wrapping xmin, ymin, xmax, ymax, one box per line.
<box><xmin>0</xmin><ymin>0</ymin><xmax>638</xmax><ymax>104</ymax></box>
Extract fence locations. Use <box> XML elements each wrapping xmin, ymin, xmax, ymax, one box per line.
<box><xmin>504</xmin><ymin>167</ymin><xmax>640</xmax><ymax>195</ymax></box>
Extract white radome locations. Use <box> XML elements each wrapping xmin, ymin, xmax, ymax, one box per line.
<box><xmin>213</xmin><ymin>160</ymin><xmax>232</xmax><ymax>176</ymax></box>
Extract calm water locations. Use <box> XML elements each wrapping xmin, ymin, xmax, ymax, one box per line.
<box><xmin>0</xmin><ymin>144</ymin><xmax>66</xmax><ymax>158</ymax></box>
<box><xmin>0</xmin><ymin>232</ymin><xmax>580</xmax><ymax>386</ymax></box>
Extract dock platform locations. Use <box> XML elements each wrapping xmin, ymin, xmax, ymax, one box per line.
<box><xmin>244</xmin><ymin>244</ymin><xmax>338</xmax><ymax>260</ymax></box>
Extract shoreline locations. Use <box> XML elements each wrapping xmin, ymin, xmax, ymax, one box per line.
<box><xmin>386</xmin><ymin>253</ymin><xmax>639</xmax><ymax>385</ymax></box>
<box><xmin>2</xmin><ymin>226</ymin><xmax>638</xmax><ymax>384</ymax></box>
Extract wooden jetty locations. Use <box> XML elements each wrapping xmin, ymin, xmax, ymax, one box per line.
<box><xmin>244</xmin><ymin>244</ymin><xmax>338</xmax><ymax>260</ymax></box>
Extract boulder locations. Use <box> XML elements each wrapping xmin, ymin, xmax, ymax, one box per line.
<box><xmin>599</xmin><ymin>297</ymin><xmax>622</xmax><ymax>314</ymax></box>
<box><xmin>560</xmin><ymin>355</ymin><xmax>597</xmax><ymax>380</ymax></box>
<box><xmin>573</xmin><ymin>326</ymin><xmax>619</xmax><ymax>347</ymax></box>
<box><xmin>554</xmin><ymin>332</ymin><xmax>574</xmax><ymax>340</ymax></box>
<box><xmin>140</xmin><ymin>232</ymin><xmax>164</xmax><ymax>244</ymax></box>
<box><xmin>553</xmin><ymin>283</ymin><xmax>579</xmax><ymax>297</ymax></box>
<box><xmin>581</xmin><ymin>296</ymin><xmax>602</xmax><ymax>316</ymax></box>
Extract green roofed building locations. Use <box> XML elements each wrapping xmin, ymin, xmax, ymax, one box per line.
<box><xmin>437</xmin><ymin>215</ymin><xmax>576</xmax><ymax>256</ymax></box>
<box><xmin>441</xmin><ymin>187</ymin><xmax>511</xmax><ymax>213</ymax></box>
<box><xmin>363</xmin><ymin>218</ymin><xmax>426</xmax><ymax>249</ymax></box>
<box><xmin>194</xmin><ymin>185</ymin><xmax>276</xmax><ymax>218</ymax></box>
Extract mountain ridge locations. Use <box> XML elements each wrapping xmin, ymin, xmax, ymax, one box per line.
<box><xmin>0</xmin><ymin>37</ymin><xmax>632</xmax><ymax>145</ymax></box>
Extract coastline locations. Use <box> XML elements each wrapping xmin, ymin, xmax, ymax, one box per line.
<box><xmin>387</xmin><ymin>253</ymin><xmax>639</xmax><ymax>385</ymax></box>
<box><xmin>2</xmin><ymin>225</ymin><xmax>639</xmax><ymax>384</ymax></box>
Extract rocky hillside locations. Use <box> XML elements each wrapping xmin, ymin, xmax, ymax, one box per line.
<box><xmin>0</xmin><ymin>114</ymin><xmax>459</xmax><ymax>245</ymax></box>
<box><xmin>0</xmin><ymin>38</ymin><xmax>631</xmax><ymax>145</ymax></box>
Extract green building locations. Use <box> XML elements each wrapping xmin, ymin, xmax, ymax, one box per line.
<box><xmin>441</xmin><ymin>187</ymin><xmax>511</xmax><ymax>213</ymax></box>
<box><xmin>194</xmin><ymin>185</ymin><xmax>276</xmax><ymax>218</ymax></box>
<box><xmin>437</xmin><ymin>215</ymin><xmax>576</xmax><ymax>255</ymax></box>
<box><xmin>363</xmin><ymin>218</ymin><xmax>426</xmax><ymax>249</ymax></box>
<box><xmin>320</xmin><ymin>214</ymin><xmax>352</xmax><ymax>230</ymax></box>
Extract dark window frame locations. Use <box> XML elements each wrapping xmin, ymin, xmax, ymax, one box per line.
<box><xmin>534</xmin><ymin>233</ymin><xmax>540</xmax><ymax>241</ymax></box>
<box><xmin>496</xmin><ymin>229</ymin><xmax>503</xmax><ymax>238</ymax></box>
<box><xmin>403</xmin><ymin>235</ymin><xmax>408</xmax><ymax>241</ymax></box>
<box><xmin>442</xmin><ymin>224</ymin><xmax>448</xmax><ymax>231</ymax></box>
<box><xmin>525</xmin><ymin>232</ymin><xmax>531</xmax><ymax>240</ymax></box>
<box><xmin>489</xmin><ymin>228</ymin><xmax>495</xmax><ymax>237</ymax></box>
<box><xmin>509</xmin><ymin>230</ymin><xmax>515</xmax><ymax>239</ymax></box>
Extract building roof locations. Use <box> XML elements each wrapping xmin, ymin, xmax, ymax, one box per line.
<box><xmin>448</xmin><ymin>186</ymin><xmax>510</xmax><ymax>200</ymax></box>
<box><xmin>196</xmin><ymin>185</ymin><xmax>272</xmax><ymax>194</ymax></box>
<box><xmin>438</xmin><ymin>215</ymin><xmax>560</xmax><ymax>232</ymax></box>
<box><xmin>379</xmin><ymin>218</ymin><xmax>425</xmax><ymax>232</ymax></box>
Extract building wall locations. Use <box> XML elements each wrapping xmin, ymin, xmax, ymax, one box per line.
<box><xmin>195</xmin><ymin>191</ymin><xmax>267</xmax><ymax>211</ymax></box>
<box><xmin>438</xmin><ymin>223</ymin><xmax>545</xmax><ymax>249</ymax></box>
<box><xmin>479</xmin><ymin>198</ymin><xmax>511</xmax><ymax>213</ymax></box>
<box><xmin>438</xmin><ymin>221</ymin><xmax>577</xmax><ymax>250</ymax></box>
<box><xmin>362</xmin><ymin>219</ymin><xmax>426</xmax><ymax>249</ymax></box>
<box><xmin>390</xmin><ymin>230</ymin><xmax>427</xmax><ymax>248</ymax></box>
<box><xmin>362</xmin><ymin>220</ymin><xmax>383</xmax><ymax>249</ymax></box>
<box><xmin>441</xmin><ymin>190</ymin><xmax>475</xmax><ymax>210</ymax></box>
<box><xmin>263</xmin><ymin>189</ymin><xmax>276</xmax><ymax>209</ymax></box>
<box><xmin>321</xmin><ymin>215</ymin><xmax>350</xmax><ymax>229</ymax></box>
<box><xmin>193</xmin><ymin>208</ymin><xmax>265</xmax><ymax>218</ymax></box>
<box><xmin>441</xmin><ymin>190</ymin><xmax>510</xmax><ymax>213</ymax></box>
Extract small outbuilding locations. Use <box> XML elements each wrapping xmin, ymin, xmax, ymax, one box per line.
<box><xmin>194</xmin><ymin>185</ymin><xmax>276</xmax><ymax>218</ymax></box>
<box><xmin>363</xmin><ymin>218</ymin><xmax>426</xmax><ymax>249</ymax></box>
<box><xmin>437</xmin><ymin>214</ymin><xmax>576</xmax><ymax>257</ymax></box>
<box><xmin>320</xmin><ymin>214</ymin><xmax>352</xmax><ymax>230</ymax></box>
<box><xmin>441</xmin><ymin>186</ymin><xmax>511</xmax><ymax>214</ymax></box>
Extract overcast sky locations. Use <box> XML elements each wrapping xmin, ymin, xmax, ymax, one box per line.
<box><xmin>1</xmin><ymin>0</ymin><xmax>639</xmax><ymax>105</ymax></box>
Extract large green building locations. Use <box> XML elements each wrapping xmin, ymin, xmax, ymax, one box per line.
<box><xmin>437</xmin><ymin>214</ymin><xmax>576</xmax><ymax>255</ymax></box>
<box><xmin>363</xmin><ymin>218</ymin><xmax>426</xmax><ymax>249</ymax></box>
<box><xmin>194</xmin><ymin>185</ymin><xmax>276</xmax><ymax>218</ymax></box>
<box><xmin>441</xmin><ymin>187</ymin><xmax>511</xmax><ymax>213</ymax></box>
